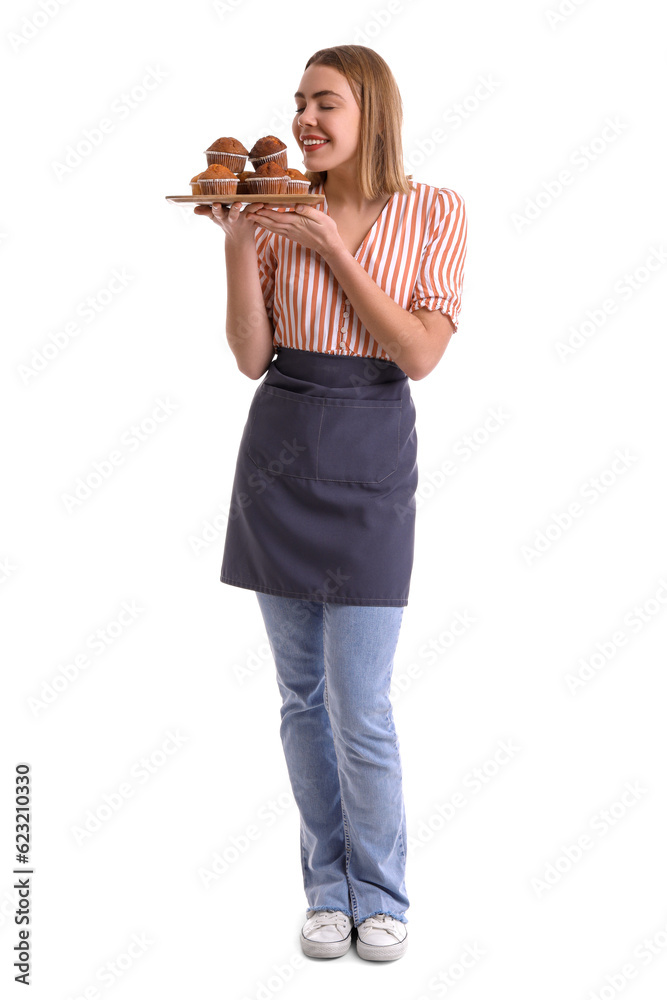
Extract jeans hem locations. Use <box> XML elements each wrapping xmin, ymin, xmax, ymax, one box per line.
<box><xmin>306</xmin><ymin>904</ymin><xmax>353</xmax><ymax>918</ymax></box>
<box><xmin>356</xmin><ymin>908</ymin><xmax>408</xmax><ymax>926</ymax></box>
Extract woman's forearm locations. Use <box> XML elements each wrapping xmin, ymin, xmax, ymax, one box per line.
<box><xmin>323</xmin><ymin>244</ymin><xmax>429</xmax><ymax>380</ymax></box>
<box><xmin>224</xmin><ymin>236</ymin><xmax>275</xmax><ymax>379</ymax></box>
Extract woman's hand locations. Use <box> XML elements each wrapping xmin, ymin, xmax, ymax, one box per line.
<box><xmin>249</xmin><ymin>204</ymin><xmax>344</xmax><ymax>259</ymax></box>
<box><xmin>193</xmin><ymin>201</ymin><xmax>265</xmax><ymax>244</ymax></box>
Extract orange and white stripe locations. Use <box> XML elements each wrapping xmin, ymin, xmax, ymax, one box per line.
<box><xmin>254</xmin><ymin>180</ymin><xmax>467</xmax><ymax>360</ymax></box>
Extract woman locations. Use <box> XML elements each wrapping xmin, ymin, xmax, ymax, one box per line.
<box><xmin>195</xmin><ymin>44</ymin><xmax>467</xmax><ymax>962</ymax></box>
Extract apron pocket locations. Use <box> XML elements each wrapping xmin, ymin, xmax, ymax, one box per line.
<box><xmin>246</xmin><ymin>385</ymin><xmax>322</xmax><ymax>480</ymax></box>
<box><xmin>317</xmin><ymin>397</ymin><xmax>402</xmax><ymax>483</ymax></box>
<box><xmin>246</xmin><ymin>385</ymin><xmax>402</xmax><ymax>485</ymax></box>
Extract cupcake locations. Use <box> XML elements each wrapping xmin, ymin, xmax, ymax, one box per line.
<box><xmin>190</xmin><ymin>172</ymin><xmax>204</xmax><ymax>195</ymax></box>
<box><xmin>197</xmin><ymin>163</ymin><xmax>240</xmax><ymax>196</ymax></box>
<box><xmin>235</xmin><ymin>170</ymin><xmax>255</xmax><ymax>195</ymax></box>
<box><xmin>285</xmin><ymin>167</ymin><xmax>311</xmax><ymax>195</ymax></box>
<box><xmin>204</xmin><ymin>137</ymin><xmax>249</xmax><ymax>172</ymax></box>
<box><xmin>248</xmin><ymin>135</ymin><xmax>288</xmax><ymax>171</ymax></box>
<box><xmin>244</xmin><ymin>160</ymin><xmax>288</xmax><ymax>195</ymax></box>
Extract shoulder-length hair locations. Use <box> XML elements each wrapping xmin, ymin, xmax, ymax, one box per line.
<box><xmin>300</xmin><ymin>45</ymin><xmax>414</xmax><ymax>200</ymax></box>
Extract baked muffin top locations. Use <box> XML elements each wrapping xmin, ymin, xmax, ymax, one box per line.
<box><xmin>249</xmin><ymin>135</ymin><xmax>287</xmax><ymax>157</ymax></box>
<box><xmin>199</xmin><ymin>163</ymin><xmax>238</xmax><ymax>179</ymax></box>
<box><xmin>285</xmin><ymin>168</ymin><xmax>310</xmax><ymax>182</ymax></box>
<box><xmin>253</xmin><ymin>160</ymin><xmax>288</xmax><ymax>178</ymax></box>
<box><xmin>190</xmin><ymin>172</ymin><xmax>203</xmax><ymax>182</ymax></box>
<box><xmin>235</xmin><ymin>170</ymin><xmax>255</xmax><ymax>181</ymax></box>
<box><xmin>207</xmin><ymin>137</ymin><xmax>248</xmax><ymax>154</ymax></box>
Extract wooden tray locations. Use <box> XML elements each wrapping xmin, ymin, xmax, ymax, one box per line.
<box><xmin>166</xmin><ymin>194</ymin><xmax>324</xmax><ymax>205</ymax></box>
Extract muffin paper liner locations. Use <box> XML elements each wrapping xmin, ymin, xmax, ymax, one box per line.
<box><xmin>245</xmin><ymin>176</ymin><xmax>289</xmax><ymax>194</ymax></box>
<box><xmin>197</xmin><ymin>178</ymin><xmax>240</xmax><ymax>195</ymax></box>
<box><xmin>204</xmin><ymin>151</ymin><xmax>248</xmax><ymax>171</ymax></box>
<box><xmin>286</xmin><ymin>180</ymin><xmax>311</xmax><ymax>194</ymax></box>
<box><xmin>249</xmin><ymin>148</ymin><xmax>288</xmax><ymax>170</ymax></box>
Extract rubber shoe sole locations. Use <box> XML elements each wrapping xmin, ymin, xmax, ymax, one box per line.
<box><xmin>356</xmin><ymin>928</ymin><xmax>408</xmax><ymax>961</ymax></box>
<box><xmin>300</xmin><ymin>916</ymin><xmax>353</xmax><ymax>959</ymax></box>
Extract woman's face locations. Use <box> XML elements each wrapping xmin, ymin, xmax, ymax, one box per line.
<box><xmin>292</xmin><ymin>64</ymin><xmax>361</xmax><ymax>175</ymax></box>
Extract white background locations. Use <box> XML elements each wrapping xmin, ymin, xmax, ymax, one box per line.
<box><xmin>2</xmin><ymin>0</ymin><xmax>667</xmax><ymax>997</ymax></box>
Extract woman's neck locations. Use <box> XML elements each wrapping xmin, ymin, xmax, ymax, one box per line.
<box><xmin>324</xmin><ymin>169</ymin><xmax>386</xmax><ymax>212</ymax></box>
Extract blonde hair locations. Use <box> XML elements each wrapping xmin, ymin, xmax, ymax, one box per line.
<box><xmin>299</xmin><ymin>45</ymin><xmax>414</xmax><ymax>200</ymax></box>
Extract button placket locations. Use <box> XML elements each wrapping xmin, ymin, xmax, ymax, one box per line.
<box><xmin>339</xmin><ymin>296</ymin><xmax>349</xmax><ymax>351</ymax></box>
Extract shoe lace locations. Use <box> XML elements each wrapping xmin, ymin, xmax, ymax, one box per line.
<box><xmin>360</xmin><ymin>913</ymin><xmax>404</xmax><ymax>940</ymax></box>
<box><xmin>309</xmin><ymin>909</ymin><xmax>350</xmax><ymax>933</ymax></box>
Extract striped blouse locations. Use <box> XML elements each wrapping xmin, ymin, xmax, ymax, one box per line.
<box><xmin>253</xmin><ymin>180</ymin><xmax>467</xmax><ymax>361</ymax></box>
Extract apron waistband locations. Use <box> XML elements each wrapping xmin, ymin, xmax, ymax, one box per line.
<box><xmin>272</xmin><ymin>346</ymin><xmax>406</xmax><ymax>387</ymax></box>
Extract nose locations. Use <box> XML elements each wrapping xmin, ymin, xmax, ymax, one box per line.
<box><xmin>297</xmin><ymin>105</ymin><xmax>318</xmax><ymax>129</ymax></box>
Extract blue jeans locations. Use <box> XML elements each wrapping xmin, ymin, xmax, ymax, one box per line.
<box><xmin>255</xmin><ymin>592</ymin><xmax>409</xmax><ymax>927</ymax></box>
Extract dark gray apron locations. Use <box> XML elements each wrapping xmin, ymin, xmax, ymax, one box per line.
<box><xmin>220</xmin><ymin>346</ymin><xmax>418</xmax><ymax>606</ymax></box>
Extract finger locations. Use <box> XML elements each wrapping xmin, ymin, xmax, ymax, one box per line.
<box><xmin>293</xmin><ymin>205</ymin><xmax>322</xmax><ymax>226</ymax></box>
<box><xmin>194</xmin><ymin>205</ymin><xmax>212</xmax><ymax>216</ymax></box>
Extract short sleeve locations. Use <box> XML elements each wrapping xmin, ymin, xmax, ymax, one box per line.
<box><xmin>254</xmin><ymin>225</ymin><xmax>277</xmax><ymax>324</ymax></box>
<box><xmin>409</xmin><ymin>188</ymin><xmax>467</xmax><ymax>331</ymax></box>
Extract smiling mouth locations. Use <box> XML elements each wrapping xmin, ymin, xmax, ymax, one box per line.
<box><xmin>302</xmin><ymin>139</ymin><xmax>330</xmax><ymax>150</ymax></box>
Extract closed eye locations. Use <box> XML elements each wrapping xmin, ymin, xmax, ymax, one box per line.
<box><xmin>295</xmin><ymin>107</ymin><xmax>334</xmax><ymax>113</ymax></box>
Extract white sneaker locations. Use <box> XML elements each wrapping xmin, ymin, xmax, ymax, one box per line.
<box><xmin>356</xmin><ymin>913</ymin><xmax>408</xmax><ymax>961</ymax></box>
<box><xmin>300</xmin><ymin>909</ymin><xmax>353</xmax><ymax>959</ymax></box>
